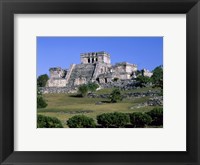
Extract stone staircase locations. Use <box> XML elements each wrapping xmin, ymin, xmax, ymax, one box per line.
<box><xmin>67</xmin><ymin>63</ymin><xmax>96</xmax><ymax>86</ymax></box>
<box><xmin>65</xmin><ymin>64</ymin><xmax>76</xmax><ymax>83</ymax></box>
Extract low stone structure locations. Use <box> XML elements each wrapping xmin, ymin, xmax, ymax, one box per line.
<box><xmin>141</xmin><ymin>69</ymin><xmax>153</xmax><ymax>77</ymax></box>
<box><xmin>87</xmin><ymin>91</ymin><xmax>161</xmax><ymax>99</ymax></box>
<box><xmin>147</xmin><ymin>96</ymin><xmax>163</xmax><ymax>106</ymax></box>
<box><xmin>39</xmin><ymin>87</ymin><xmax>77</xmax><ymax>94</ymax></box>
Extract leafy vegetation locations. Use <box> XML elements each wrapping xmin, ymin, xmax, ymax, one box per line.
<box><xmin>78</xmin><ymin>82</ymin><xmax>99</xmax><ymax>97</ymax></box>
<box><xmin>146</xmin><ymin>108</ymin><xmax>163</xmax><ymax>126</ymax></box>
<box><xmin>37</xmin><ymin>87</ymin><xmax>162</xmax><ymax>128</ymax></box>
<box><xmin>87</xmin><ymin>82</ymin><xmax>99</xmax><ymax>92</ymax></box>
<box><xmin>97</xmin><ymin>112</ymin><xmax>130</xmax><ymax>128</ymax></box>
<box><xmin>129</xmin><ymin>112</ymin><xmax>152</xmax><ymax>127</ymax></box>
<box><xmin>37</xmin><ymin>96</ymin><xmax>48</xmax><ymax>108</ymax></box>
<box><xmin>37</xmin><ymin>114</ymin><xmax>63</xmax><ymax>128</ymax></box>
<box><xmin>136</xmin><ymin>75</ymin><xmax>151</xmax><ymax>87</ymax></box>
<box><xmin>67</xmin><ymin>115</ymin><xmax>96</xmax><ymax>128</ymax></box>
<box><xmin>78</xmin><ymin>84</ymin><xmax>89</xmax><ymax>97</ymax></box>
<box><xmin>37</xmin><ymin>88</ymin><xmax>47</xmax><ymax>108</ymax></box>
<box><xmin>135</xmin><ymin>65</ymin><xmax>163</xmax><ymax>89</ymax></box>
<box><xmin>37</xmin><ymin>74</ymin><xmax>49</xmax><ymax>87</ymax></box>
<box><xmin>110</xmin><ymin>89</ymin><xmax>123</xmax><ymax>103</ymax></box>
<box><xmin>151</xmin><ymin>65</ymin><xmax>163</xmax><ymax>89</ymax></box>
<box><xmin>97</xmin><ymin>113</ymin><xmax>113</xmax><ymax>128</ymax></box>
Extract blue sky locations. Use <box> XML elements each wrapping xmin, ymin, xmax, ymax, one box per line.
<box><xmin>37</xmin><ymin>37</ymin><xmax>163</xmax><ymax>77</ymax></box>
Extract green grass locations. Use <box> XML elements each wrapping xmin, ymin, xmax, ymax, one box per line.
<box><xmin>37</xmin><ymin>87</ymin><xmax>162</xmax><ymax>128</ymax></box>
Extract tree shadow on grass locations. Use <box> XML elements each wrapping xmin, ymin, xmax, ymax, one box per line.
<box><xmin>101</xmin><ymin>100</ymin><xmax>112</xmax><ymax>103</ymax></box>
<box><xmin>69</xmin><ymin>94</ymin><xmax>82</xmax><ymax>98</ymax></box>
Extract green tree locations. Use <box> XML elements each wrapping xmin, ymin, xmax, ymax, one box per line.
<box><xmin>67</xmin><ymin>115</ymin><xmax>96</xmax><ymax>128</ymax></box>
<box><xmin>110</xmin><ymin>89</ymin><xmax>122</xmax><ymax>103</ymax></box>
<box><xmin>136</xmin><ymin>75</ymin><xmax>151</xmax><ymax>87</ymax></box>
<box><xmin>87</xmin><ymin>82</ymin><xmax>99</xmax><ymax>92</ymax></box>
<box><xmin>37</xmin><ymin>74</ymin><xmax>49</xmax><ymax>87</ymax></box>
<box><xmin>78</xmin><ymin>84</ymin><xmax>89</xmax><ymax>97</ymax></box>
<box><xmin>151</xmin><ymin>65</ymin><xmax>163</xmax><ymax>89</ymax></box>
<box><xmin>37</xmin><ymin>115</ymin><xmax>63</xmax><ymax>128</ymax></box>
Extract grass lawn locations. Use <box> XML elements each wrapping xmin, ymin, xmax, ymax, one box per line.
<box><xmin>37</xmin><ymin>87</ymin><xmax>162</xmax><ymax>128</ymax></box>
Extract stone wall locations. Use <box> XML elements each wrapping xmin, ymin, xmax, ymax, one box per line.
<box><xmin>112</xmin><ymin>62</ymin><xmax>137</xmax><ymax>80</ymax></box>
<box><xmin>100</xmin><ymin>79</ymin><xmax>137</xmax><ymax>89</ymax></box>
<box><xmin>87</xmin><ymin>91</ymin><xmax>161</xmax><ymax>99</ymax></box>
<box><xmin>74</xmin><ymin>77</ymin><xmax>87</xmax><ymax>86</ymax></box>
<box><xmin>142</xmin><ymin>69</ymin><xmax>153</xmax><ymax>77</ymax></box>
<box><xmin>147</xmin><ymin>96</ymin><xmax>163</xmax><ymax>106</ymax></box>
<box><xmin>80</xmin><ymin>51</ymin><xmax>111</xmax><ymax>64</ymax></box>
<box><xmin>39</xmin><ymin>87</ymin><xmax>77</xmax><ymax>94</ymax></box>
<box><xmin>113</xmin><ymin>62</ymin><xmax>137</xmax><ymax>73</ymax></box>
<box><xmin>49</xmin><ymin>67</ymin><xmax>66</xmax><ymax>79</ymax></box>
<box><xmin>46</xmin><ymin>79</ymin><xmax>67</xmax><ymax>87</ymax></box>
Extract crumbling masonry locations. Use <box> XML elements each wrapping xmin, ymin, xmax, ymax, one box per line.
<box><xmin>46</xmin><ymin>51</ymin><xmax>152</xmax><ymax>89</ymax></box>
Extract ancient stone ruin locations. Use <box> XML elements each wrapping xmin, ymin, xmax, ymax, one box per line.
<box><xmin>45</xmin><ymin>51</ymin><xmax>152</xmax><ymax>91</ymax></box>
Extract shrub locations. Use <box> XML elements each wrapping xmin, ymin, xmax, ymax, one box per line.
<box><xmin>110</xmin><ymin>89</ymin><xmax>122</xmax><ymax>103</ymax></box>
<box><xmin>67</xmin><ymin>115</ymin><xmax>96</xmax><ymax>128</ymax></box>
<box><xmin>78</xmin><ymin>84</ymin><xmax>89</xmax><ymax>97</ymax></box>
<box><xmin>37</xmin><ymin>115</ymin><xmax>63</xmax><ymax>128</ymax></box>
<box><xmin>130</xmin><ymin>112</ymin><xmax>152</xmax><ymax>128</ymax></box>
<box><xmin>136</xmin><ymin>75</ymin><xmax>151</xmax><ymax>87</ymax></box>
<box><xmin>112</xmin><ymin>112</ymin><xmax>130</xmax><ymax>127</ymax></box>
<box><xmin>37</xmin><ymin>74</ymin><xmax>49</xmax><ymax>87</ymax></box>
<box><xmin>77</xmin><ymin>83</ymin><xmax>99</xmax><ymax>97</ymax></box>
<box><xmin>87</xmin><ymin>82</ymin><xmax>99</xmax><ymax>92</ymax></box>
<box><xmin>97</xmin><ymin>112</ymin><xmax>130</xmax><ymax>128</ymax></box>
<box><xmin>37</xmin><ymin>95</ymin><xmax>47</xmax><ymax>108</ymax></box>
<box><xmin>146</xmin><ymin>108</ymin><xmax>163</xmax><ymax>126</ymax></box>
<box><xmin>97</xmin><ymin>113</ymin><xmax>114</xmax><ymax>128</ymax></box>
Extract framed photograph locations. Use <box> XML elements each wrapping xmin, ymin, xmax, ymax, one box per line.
<box><xmin>0</xmin><ymin>0</ymin><xmax>200</xmax><ymax>165</ymax></box>
<box><xmin>37</xmin><ymin>36</ymin><xmax>163</xmax><ymax>129</ymax></box>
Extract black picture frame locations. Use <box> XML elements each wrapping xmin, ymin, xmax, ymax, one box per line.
<box><xmin>0</xmin><ymin>0</ymin><xmax>200</xmax><ymax>164</ymax></box>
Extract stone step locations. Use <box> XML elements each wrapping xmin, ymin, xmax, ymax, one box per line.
<box><xmin>67</xmin><ymin>64</ymin><xmax>96</xmax><ymax>85</ymax></box>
